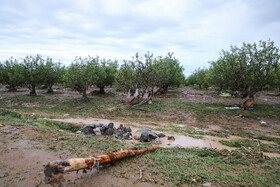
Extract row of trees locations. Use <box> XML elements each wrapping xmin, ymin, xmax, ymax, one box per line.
<box><xmin>0</xmin><ymin>53</ymin><xmax>185</xmax><ymax>99</ymax></box>
<box><xmin>186</xmin><ymin>40</ymin><xmax>280</xmax><ymax>98</ymax></box>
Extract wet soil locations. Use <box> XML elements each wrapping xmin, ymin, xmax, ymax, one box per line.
<box><xmin>51</xmin><ymin>117</ymin><xmax>280</xmax><ymax>157</ymax></box>
<box><xmin>0</xmin><ymin>125</ymin><xmax>154</xmax><ymax>187</ymax></box>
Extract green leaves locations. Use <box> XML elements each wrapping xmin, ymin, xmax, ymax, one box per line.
<box><xmin>64</xmin><ymin>56</ymin><xmax>119</xmax><ymax>97</ymax></box>
<box><xmin>117</xmin><ymin>52</ymin><xmax>185</xmax><ymax>95</ymax></box>
<box><xmin>209</xmin><ymin>40</ymin><xmax>280</xmax><ymax>97</ymax></box>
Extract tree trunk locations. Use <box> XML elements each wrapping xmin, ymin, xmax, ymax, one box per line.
<box><xmin>82</xmin><ymin>88</ymin><xmax>87</xmax><ymax>99</ymax></box>
<box><xmin>99</xmin><ymin>86</ymin><xmax>105</xmax><ymax>94</ymax></box>
<box><xmin>44</xmin><ymin>146</ymin><xmax>158</xmax><ymax>184</ymax></box>
<box><xmin>29</xmin><ymin>85</ymin><xmax>37</xmax><ymax>96</ymax></box>
<box><xmin>8</xmin><ymin>85</ymin><xmax>17</xmax><ymax>92</ymax></box>
<box><xmin>47</xmin><ymin>84</ymin><xmax>53</xmax><ymax>93</ymax></box>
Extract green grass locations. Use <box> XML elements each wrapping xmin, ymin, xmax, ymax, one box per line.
<box><xmin>1</xmin><ymin>95</ymin><xmax>279</xmax><ymax>122</ymax></box>
<box><xmin>219</xmin><ymin>139</ymin><xmax>280</xmax><ymax>153</ymax></box>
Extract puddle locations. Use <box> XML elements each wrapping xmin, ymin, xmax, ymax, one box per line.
<box><xmin>49</xmin><ymin>117</ymin><xmax>280</xmax><ymax>157</ymax></box>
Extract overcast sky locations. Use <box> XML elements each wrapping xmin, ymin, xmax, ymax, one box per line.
<box><xmin>1</xmin><ymin>0</ymin><xmax>280</xmax><ymax>76</ymax></box>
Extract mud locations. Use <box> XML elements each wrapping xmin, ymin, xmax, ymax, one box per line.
<box><xmin>50</xmin><ymin>117</ymin><xmax>280</xmax><ymax>157</ymax></box>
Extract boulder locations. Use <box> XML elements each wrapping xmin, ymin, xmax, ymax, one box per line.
<box><xmin>82</xmin><ymin>125</ymin><xmax>96</xmax><ymax>135</ymax></box>
<box><xmin>134</xmin><ymin>128</ymin><xmax>151</xmax><ymax>140</ymax></box>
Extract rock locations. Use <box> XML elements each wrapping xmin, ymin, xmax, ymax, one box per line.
<box><xmin>140</xmin><ymin>132</ymin><xmax>150</xmax><ymax>142</ymax></box>
<box><xmin>107</xmin><ymin>122</ymin><xmax>114</xmax><ymax>129</ymax></box>
<box><xmin>82</xmin><ymin>125</ymin><xmax>96</xmax><ymax>135</ymax></box>
<box><xmin>134</xmin><ymin>128</ymin><xmax>152</xmax><ymax>140</ymax></box>
<box><xmin>96</xmin><ymin>123</ymin><xmax>104</xmax><ymax>128</ymax></box>
<box><xmin>104</xmin><ymin>128</ymin><xmax>115</xmax><ymax>135</ymax></box>
<box><xmin>134</xmin><ymin>128</ymin><xmax>149</xmax><ymax>140</ymax></box>
<box><xmin>154</xmin><ymin>137</ymin><xmax>162</xmax><ymax>145</ymax></box>
<box><xmin>202</xmin><ymin>182</ymin><xmax>211</xmax><ymax>186</ymax></box>
<box><xmin>123</xmin><ymin>126</ymin><xmax>132</xmax><ymax>133</ymax></box>
<box><xmin>123</xmin><ymin>132</ymin><xmax>132</xmax><ymax>140</ymax></box>
<box><xmin>63</xmin><ymin>114</ymin><xmax>70</xmax><ymax>117</ymax></box>
<box><xmin>76</xmin><ymin>130</ymin><xmax>82</xmax><ymax>134</ymax></box>
<box><xmin>157</xmin><ymin>133</ymin><xmax>166</xmax><ymax>138</ymax></box>
<box><xmin>167</xmin><ymin>136</ymin><xmax>175</xmax><ymax>141</ymax></box>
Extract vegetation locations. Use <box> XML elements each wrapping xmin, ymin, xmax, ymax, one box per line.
<box><xmin>117</xmin><ymin>52</ymin><xmax>185</xmax><ymax>96</ymax></box>
<box><xmin>187</xmin><ymin>39</ymin><xmax>280</xmax><ymax>99</ymax></box>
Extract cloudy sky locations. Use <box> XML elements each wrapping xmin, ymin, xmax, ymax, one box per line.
<box><xmin>1</xmin><ymin>0</ymin><xmax>280</xmax><ymax>76</ymax></box>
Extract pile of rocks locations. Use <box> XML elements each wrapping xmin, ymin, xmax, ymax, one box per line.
<box><xmin>81</xmin><ymin>122</ymin><xmax>132</xmax><ymax>140</ymax></box>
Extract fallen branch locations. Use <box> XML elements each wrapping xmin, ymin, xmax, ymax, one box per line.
<box><xmin>44</xmin><ymin>146</ymin><xmax>158</xmax><ymax>184</ymax></box>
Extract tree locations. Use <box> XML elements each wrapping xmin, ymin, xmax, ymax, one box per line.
<box><xmin>0</xmin><ymin>58</ymin><xmax>25</xmax><ymax>91</ymax></box>
<box><xmin>117</xmin><ymin>52</ymin><xmax>185</xmax><ymax>96</ymax></box>
<box><xmin>64</xmin><ymin>56</ymin><xmax>96</xmax><ymax>99</ymax></box>
<box><xmin>186</xmin><ymin>68</ymin><xmax>209</xmax><ymax>89</ymax></box>
<box><xmin>93</xmin><ymin>58</ymin><xmax>118</xmax><ymax>94</ymax></box>
<box><xmin>42</xmin><ymin>58</ymin><xmax>65</xmax><ymax>93</ymax></box>
<box><xmin>154</xmin><ymin>53</ymin><xmax>185</xmax><ymax>93</ymax></box>
<box><xmin>21</xmin><ymin>55</ymin><xmax>45</xmax><ymax>96</ymax></box>
<box><xmin>209</xmin><ymin>40</ymin><xmax>280</xmax><ymax>98</ymax></box>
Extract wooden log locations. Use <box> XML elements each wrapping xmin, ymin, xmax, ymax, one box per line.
<box><xmin>44</xmin><ymin>146</ymin><xmax>158</xmax><ymax>184</ymax></box>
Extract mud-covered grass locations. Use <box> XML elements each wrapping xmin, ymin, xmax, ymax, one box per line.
<box><xmin>1</xmin><ymin>87</ymin><xmax>280</xmax><ymax>186</ymax></box>
<box><xmin>219</xmin><ymin>139</ymin><xmax>280</xmax><ymax>154</ymax></box>
<box><xmin>1</xmin><ymin>113</ymin><xmax>280</xmax><ymax>186</ymax></box>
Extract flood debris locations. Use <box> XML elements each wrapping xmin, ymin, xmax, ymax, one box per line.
<box><xmin>134</xmin><ymin>128</ymin><xmax>165</xmax><ymax>143</ymax></box>
<box><xmin>259</xmin><ymin>120</ymin><xmax>271</xmax><ymax>127</ymax></box>
<box><xmin>44</xmin><ymin>146</ymin><xmax>158</xmax><ymax>184</ymax></box>
<box><xmin>115</xmin><ymin>124</ymin><xmax>133</xmax><ymax>140</ymax></box>
<box><xmin>167</xmin><ymin>136</ymin><xmax>175</xmax><ymax>141</ymax></box>
<box><xmin>81</xmin><ymin>124</ymin><xmax>96</xmax><ymax>135</ymax></box>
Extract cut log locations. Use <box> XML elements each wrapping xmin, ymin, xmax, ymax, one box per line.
<box><xmin>44</xmin><ymin>146</ymin><xmax>158</xmax><ymax>184</ymax></box>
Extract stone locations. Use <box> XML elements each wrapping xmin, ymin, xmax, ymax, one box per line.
<box><xmin>167</xmin><ymin>136</ymin><xmax>175</xmax><ymax>141</ymax></box>
<box><xmin>140</xmin><ymin>132</ymin><xmax>150</xmax><ymax>142</ymax></box>
<box><xmin>157</xmin><ymin>133</ymin><xmax>166</xmax><ymax>138</ymax></box>
<box><xmin>123</xmin><ymin>132</ymin><xmax>132</xmax><ymax>140</ymax></box>
<box><xmin>82</xmin><ymin>125</ymin><xmax>96</xmax><ymax>135</ymax></box>
<box><xmin>76</xmin><ymin>130</ymin><xmax>82</xmax><ymax>134</ymax></box>
<box><xmin>154</xmin><ymin>137</ymin><xmax>162</xmax><ymax>145</ymax></box>
<box><xmin>123</xmin><ymin>126</ymin><xmax>132</xmax><ymax>133</ymax></box>
<box><xmin>148</xmin><ymin>131</ymin><xmax>158</xmax><ymax>140</ymax></box>
<box><xmin>96</xmin><ymin>123</ymin><xmax>104</xmax><ymax>128</ymax></box>
<box><xmin>107</xmin><ymin>122</ymin><xmax>114</xmax><ymax>129</ymax></box>
<box><xmin>134</xmin><ymin>128</ymin><xmax>152</xmax><ymax>140</ymax></box>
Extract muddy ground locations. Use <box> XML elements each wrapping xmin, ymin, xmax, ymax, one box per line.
<box><xmin>0</xmin><ymin>86</ymin><xmax>280</xmax><ymax>186</ymax></box>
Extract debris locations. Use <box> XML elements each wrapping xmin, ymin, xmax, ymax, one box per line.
<box><xmin>259</xmin><ymin>120</ymin><xmax>271</xmax><ymax>127</ymax></box>
<box><xmin>134</xmin><ymin>128</ymin><xmax>158</xmax><ymax>142</ymax></box>
<box><xmin>177</xmin><ymin>124</ymin><xmax>186</xmax><ymax>128</ymax></box>
<box><xmin>220</xmin><ymin>93</ymin><xmax>231</xmax><ymax>97</ymax></box>
<box><xmin>75</xmin><ymin>130</ymin><xmax>82</xmax><ymax>134</ymax></box>
<box><xmin>225</xmin><ymin>107</ymin><xmax>240</xmax><ymax>110</ymax></box>
<box><xmin>157</xmin><ymin>133</ymin><xmax>166</xmax><ymax>138</ymax></box>
<box><xmin>240</xmin><ymin>97</ymin><xmax>254</xmax><ymax>110</ymax></box>
<box><xmin>63</xmin><ymin>114</ymin><xmax>70</xmax><ymax>117</ymax></box>
<box><xmin>44</xmin><ymin>146</ymin><xmax>158</xmax><ymax>184</ymax></box>
<box><xmin>100</xmin><ymin>122</ymin><xmax>117</xmax><ymax>135</ymax></box>
<box><xmin>154</xmin><ymin>137</ymin><xmax>162</xmax><ymax>145</ymax></box>
<box><xmin>81</xmin><ymin>125</ymin><xmax>96</xmax><ymax>135</ymax></box>
<box><xmin>115</xmin><ymin>124</ymin><xmax>132</xmax><ymax>140</ymax></box>
<box><xmin>202</xmin><ymin>182</ymin><xmax>211</xmax><ymax>186</ymax></box>
<box><xmin>167</xmin><ymin>136</ymin><xmax>175</xmax><ymax>141</ymax></box>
